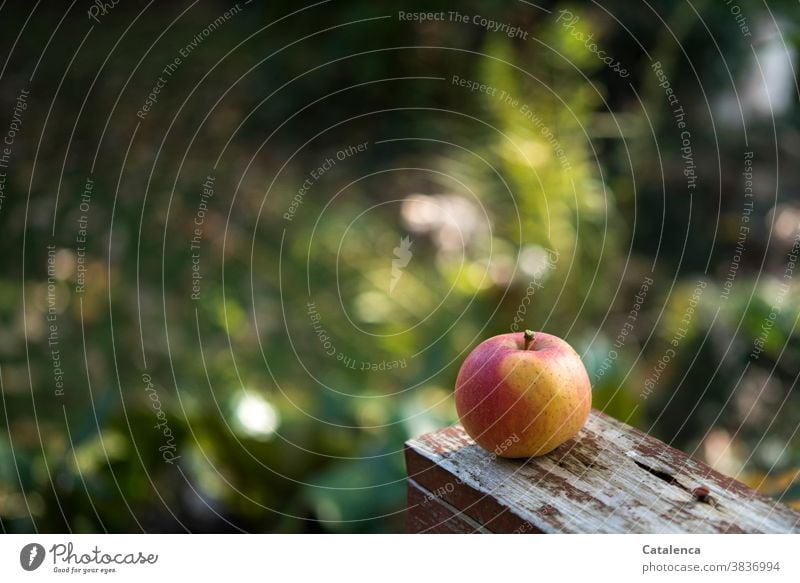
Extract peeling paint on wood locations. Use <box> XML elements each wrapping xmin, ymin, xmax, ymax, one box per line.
<box><xmin>405</xmin><ymin>410</ymin><xmax>800</xmax><ymax>533</ymax></box>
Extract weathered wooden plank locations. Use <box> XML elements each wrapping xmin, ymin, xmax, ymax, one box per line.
<box><xmin>406</xmin><ymin>479</ymin><xmax>490</xmax><ymax>533</ymax></box>
<box><xmin>405</xmin><ymin>410</ymin><xmax>800</xmax><ymax>533</ymax></box>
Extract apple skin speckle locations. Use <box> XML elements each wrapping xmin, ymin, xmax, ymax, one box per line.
<box><xmin>454</xmin><ymin>331</ymin><xmax>592</xmax><ymax>458</ymax></box>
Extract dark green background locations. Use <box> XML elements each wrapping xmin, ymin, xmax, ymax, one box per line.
<box><xmin>0</xmin><ymin>0</ymin><xmax>798</xmax><ymax>532</ymax></box>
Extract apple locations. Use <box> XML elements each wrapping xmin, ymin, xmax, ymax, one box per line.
<box><xmin>455</xmin><ymin>329</ymin><xmax>591</xmax><ymax>458</ymax></box>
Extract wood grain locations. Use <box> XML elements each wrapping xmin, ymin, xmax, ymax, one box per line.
<box><xmin>405</xmin><ymin>410</ymin><xmax>800</xmax><ymax>533</ymax></box>
<box><xmin>406</xmin><ymin>479</ymin><xmax>489</xmax><ymax>533</ymax></box>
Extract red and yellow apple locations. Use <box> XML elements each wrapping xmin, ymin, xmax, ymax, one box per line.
<box><xmin>455</xmin><ymin>330</ymin><xmax>591</xmax><ymax>458</ymax></box>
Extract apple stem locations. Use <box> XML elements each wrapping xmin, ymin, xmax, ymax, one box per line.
<box><xmin>524</xmin><ymin>329</ymin><xmax>535</xmax><ymax>350</ymax></box>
